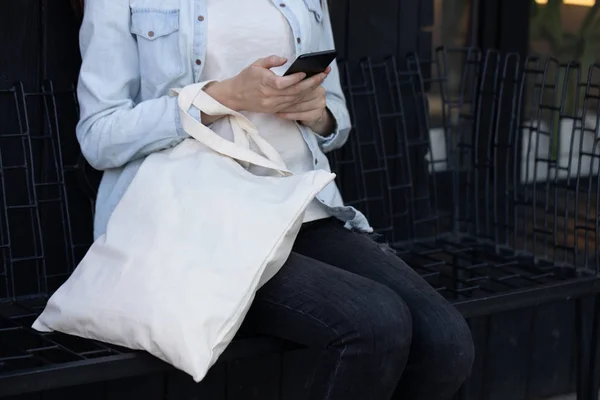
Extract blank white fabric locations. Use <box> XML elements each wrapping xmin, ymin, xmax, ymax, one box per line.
<box><xmin>32</xmin><ymin>82</ymin><xmax>335</xmax><ymax>382</ymax></box>
<box><xmin>200</xmin><ymin>0</ymin><xmax>331</xmax><ymax>222</ymax></box>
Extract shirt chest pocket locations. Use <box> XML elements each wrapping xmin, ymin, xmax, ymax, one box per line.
<box><xmin>130</xmin><ymin>8</ymin><xmax>183</xmax><ymax>87</ymax></box>
<box><xmin>302</xmin><ymin>0</ymin><xmax>324</xmax><ymax>22</ymax></box>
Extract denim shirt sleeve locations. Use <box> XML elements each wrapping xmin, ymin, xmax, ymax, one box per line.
<box><xmin>75</xmin><ymin>0</ymin><xmax>188</xmax><ymax>170</ymax></box>
<box><xmin>315</xmin><ymin>1</ymin><xmax>352</xmax><ymax>153</ymax></box>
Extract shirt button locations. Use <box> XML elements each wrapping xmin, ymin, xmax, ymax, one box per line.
<box><xmin>195</xmin><ymin>59</ymin><xmax>202</xmax><ymax>66</ymax></box>
<box><xmin>148</xmin><ymin>31</ymin><xmax>155</xmax><ymax>37</ymax></box>
<box><xmin>279</xmin><ymin>3</ymin><xmax>286</xmax><ymax>7</ymax></box>
<box><xmin>314</xmin><ymin>158</ymin><xmax>318</xmax><ymax>164</ymax></box>
<box><xmin>297</xmin><ymin>37</ymin><xmax>301</xmax><ymax>44</ymax></box>
<box><xmin>197</xmin><ymin>15</ymin><xmax>204</xmax><ymax>21</ymax></box>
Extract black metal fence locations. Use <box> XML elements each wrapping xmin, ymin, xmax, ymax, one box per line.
<box><xmin>0</xmin><ymin>48</ymin><xmax>599</xmax><ymax>399</ymax></box>
<box><xmin>334</xmin><ymin>48</ymin><xmax>599</xmax><ymax>304</ymax></box>
<box><xmin>333</xmin><ymin>47</ymin><xmax>600</xmax><ymax>399</ymax></box>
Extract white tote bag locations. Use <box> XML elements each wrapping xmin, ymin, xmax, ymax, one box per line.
<box><xmin>32</xmin><ymin>82</ymin><xmax>335</xmax><ymax>382</ymax></box>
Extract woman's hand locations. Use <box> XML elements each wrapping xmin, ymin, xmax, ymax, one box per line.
<box><xmin>275</xmin><ymin>70</ymin><xmax>335</xmax><ymax>135</ymax></box>
<box><xmin>206</xmin><ymin>55</ymin><xmax>327</xmax><ymax>114</ymax></box>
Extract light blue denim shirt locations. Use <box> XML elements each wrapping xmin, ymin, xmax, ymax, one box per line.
<box><xmin>76</xmin><ymin>0</ymin><xmax>372</xmax><ymax>239</ymax></box>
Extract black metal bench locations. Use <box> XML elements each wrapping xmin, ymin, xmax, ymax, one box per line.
<box><xmin>1</xmin><ymin>48</ymin><xmax>599</xmax><ymax>400</ymax></box>
<box><xmin>0</xmin><ymin>82</ymin><xmax>302</xmax><ymax>399</ymax></box>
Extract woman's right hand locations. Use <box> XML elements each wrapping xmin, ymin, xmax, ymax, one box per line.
<box><xmin>205</xmin><ymin>55</ymin><xmax>328</xmax><ymax>114</ymax></box>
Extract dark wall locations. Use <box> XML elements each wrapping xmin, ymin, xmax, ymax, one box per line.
<box><xmin>476</xmin><ymin>0</ymin><xmax>530</xmax><ymax>56</ymax></box>
<box><xmin>0</xmin><ymin>0</ymin><xmax>81</xmax><ymax>88</ymax></box>
<box><xmin>330</xmin><ymin>0</ymin><xmax>432</xmax><ymax>60</ymax></box>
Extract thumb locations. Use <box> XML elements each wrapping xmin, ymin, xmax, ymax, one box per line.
<box><xmin>253</xmin><ymin>55</ymin><xmax>287</xmax><ymax>69</ymax></box>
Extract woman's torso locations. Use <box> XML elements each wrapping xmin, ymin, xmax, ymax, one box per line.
<box><xmin>130</xmin><ymin>0</ymin><xmax>328</xmax><ymax>96</ymax></box>
<box><xmin>201</xmin><ymin>0</ymin><xmax>330</xmax><ymax>221</ymax></box>
<box><xmin>80</xmin><ymin>0</ymin><xmax>372</xmax><ymax>238</ymax></box>
<box><xmin>201</xmin><ymin>0</ymin><xmax>307</xmax><ymax>162</ymax></box>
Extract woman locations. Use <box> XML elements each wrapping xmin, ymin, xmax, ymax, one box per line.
<box><xmin>75</xmin><ymin>0</ymin><xmax>474</xmax><ymax>398</ymax></box>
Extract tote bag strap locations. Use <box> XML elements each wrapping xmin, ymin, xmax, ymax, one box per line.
<box><xmin>170</xmin><ymin>83</ymin><xmax>290</xmax><ymax>175</ymax></box>
<box><xmin>190</xmin><ymin>88</ymin><xmax>288</xmax><ymax>170</ymax></box>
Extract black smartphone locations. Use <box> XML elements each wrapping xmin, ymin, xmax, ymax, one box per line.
<box><xmin>283</xmin><ymin>50</ymin><xmax>338</xmax><ymax>78</ymax></box>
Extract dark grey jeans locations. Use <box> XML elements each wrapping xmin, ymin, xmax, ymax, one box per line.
<box><xmin>241</xmin><ymin>218</ymin><xmax>474</xmax><ymax>400</ymax></box>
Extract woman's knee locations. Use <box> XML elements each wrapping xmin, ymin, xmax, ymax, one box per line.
<box><xmin>348</xmin><ymin>284</ymin><xmax>413</xmax><ymax>355</ymax></box>
<box><xmin>415</xmin><ymin>306</ymin><xmax>474</xmax><ymax>381</ymax></box>
<box><xmin>441</xmin><ymin>316</ymin><xmax>474</xmax><ymax>379</ymax></box>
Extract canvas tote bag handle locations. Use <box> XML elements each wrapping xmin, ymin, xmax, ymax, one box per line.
<box><xmin>170</xmin><ymin>83</ymin><xmax>291</xmax><ymax>175</ymax></box>
<box><xmin>191</xmin><ymin>88</ymin><xmax>288</xmax><ymax>169</ymax></box>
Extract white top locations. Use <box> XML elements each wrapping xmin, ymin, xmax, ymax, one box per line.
<box><xmin>200</xmin><ymin>0</ymin><xmax>330</xmax><ymax>222</ymax></box>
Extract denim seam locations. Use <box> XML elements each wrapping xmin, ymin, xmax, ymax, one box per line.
<box><xmin>130</xmin><ymin>8</ymin><xmax>179</xmax><ymax>14</ymax></box>
<box><xmin>260</xmin><ymin>297</ymin><xmax>347</xmax><ymax>400</ymax></box>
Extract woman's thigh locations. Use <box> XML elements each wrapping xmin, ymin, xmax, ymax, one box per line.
<box><xmin>240</xmin><ymin>251</ymin><xmax>412</xmax><ymax>350</ymax></box>
<box><xmin>292</xmin><ymin>219</ymin><xmax>449</xmax><ymax>310</ymax></box>
<box><xmin>292</xmin><ymin>219</ymin><xmax>474</xmax><ymax>364</ymax></box>
<box><xmin>241</xmin><ymin>251</ymin><xmax>413</xmax><ymax>399</ymax></box>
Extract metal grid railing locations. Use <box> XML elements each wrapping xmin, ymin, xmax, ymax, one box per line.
<box><xmin>0</xmin><ymin>300</ymin><xmax>124</xmax><ymax>374</ymax></box>
<box><xmin>0</xmin><ymin>82</ymin><xmax>94</xmax><ymax>301</ymax></box>
<box><xmin>334</xmin><ymin>48</ymin><xmax>599</xmax><ymax>306</ymax></box>
<box><xmin>0</xmin><ymin>82</ymin><xmax>120</xmax><ymax>375</ymax></box>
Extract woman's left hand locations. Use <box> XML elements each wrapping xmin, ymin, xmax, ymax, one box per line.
<box><xmin>276</xmin><ymin>68</ymin><xmax>335</xmax><ymax>136</ymax></box>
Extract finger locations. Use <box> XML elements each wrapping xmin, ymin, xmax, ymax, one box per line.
<box><xmin>271</xmin><ymin>68</ymin><xmax>329</xmax><ymax>93</ymax></box>
<box><xmin>277</xmin><ymin>110</ymin><xmax>321</xmax><ymax>122</ymax></box>
<box><xmin>274</xmin><ymin>88</ymin><xmax>320</xmax><ymax>109</ymax></box>
<box><xmin>266</xmin><ymin>94</ymin><xmax>309</xmax><ymax>111</ymax></box>
<box><xmin>253</xmin><ymin>55</ymin><xmax>287</xmax><ymax>69</ymax></box>
<box><xmin>288</xmin><ymin>85</ymin><xmax>325</xmax><ymax>106</ymax></box>
<box><xmin>296</xmin><ymin>88</ymin><xmax>322</xmax><ymax>102</ymax></box>
<box><xmin>281</xmin><ymin>73</ymin><xmax>327</xmax><ymax>96</ymax></box>
<box><xmin>279</xmin><ymin>93</ymin><xmax>313</xmax><ymax>106</ymax></box>
<box><xmin>277</xmin><ymin>86</ymin><xmax>324</xmax><ymax>111</ymax></box>
<box><xmin>269</xmin><ymin>90</ymin><xmax>317</xmax><ymax>112</ymax></box>
<box><xmin>259</xmin><ymin>91</ymin><xmax>312</xmax><ymax>112</ymax></box>
<box><xmin>267</xmin><ymin>72</ymin><xmax>307</xmax><ymax>90</ymax></box>
<box><xmin>277</xmin><ymin>97</ymin><xmax>323</xmax><ymax>113</ymax></box>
